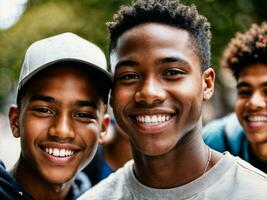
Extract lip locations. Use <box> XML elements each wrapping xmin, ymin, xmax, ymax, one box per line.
<box><xmin>243</xmin><ymin>114</ymin><xmax>267</xmax><ymax>131</ymax></box>
<box><xmin>128</xmin><ymin>108</ymin><xmax>176</xmax><ymax>116</ymax></box>
<box><xmin>38</xmin><ymin>143</ymin><xmax>81</xmax><ymax>165</ymax></box>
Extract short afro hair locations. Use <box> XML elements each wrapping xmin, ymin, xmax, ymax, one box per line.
<box><xmin>107</xmin><ymin>0</ymin><xmax>211</xmax><ymax>71</ymax></box>
<box><xmin>220</xmin><ymin>22</ymin><xmax>267</xmax><ymax>79</ymax></box>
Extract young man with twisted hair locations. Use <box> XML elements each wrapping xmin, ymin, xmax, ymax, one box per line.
<box><xmin>203</xmin><ymin>22</ymin><xmax>267</xmax><ymax>174</ymax></box>
<box><xmin>79</xmin><ymin>1</ymin><xmax>267</xmax><ymax>199</ymax></box>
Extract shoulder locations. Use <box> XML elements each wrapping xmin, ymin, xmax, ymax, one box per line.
<box><xmin>78</xmin><ymin>160</ymin><xmax>134</xmax><ymax>200</ymax></box>
<box><xmin>229</xmin><ymin>157</ymin><xmax>267</xmax><ymax>197</ymax></box>
<box><xmin>234</xmin><ymin>157</ymin><xmax>267</xmax><ymax>180</ymax></box>
<box><xmin>0</xmin><ymin>162</ymin><xmax>33</xmax><ymax>200</ymax></box>
<box><xmin>203</xmin><ymin>113</ymin><xmax>239</xmax><ymax>137</ymax></box>
<box><xmin>223</xmin><ymin>154</ymin><xmax>267</xmax><ymax>187</ymax></box>
<box><xmin>69</xmin><ymin>171</ymin><xmax>91</xmax><ymax>199</ymax></box>
<box><xmin>207</xmin><ymin>153</ymin><xmax>267</xmax><ymax>198</ymax></box>
<box><xmin>203</xmin><ymin>113</ymin><xmax>244</xmax><ymax>152</ymax></box>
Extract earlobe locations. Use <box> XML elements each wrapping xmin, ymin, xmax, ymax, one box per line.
<box><xmin>99</xmin><ymin>114</ymin><xmax>110</xmax><ymax>145</ymax></box>
<box><xmin>203</xmin><ymin>68</ymin><xmax>215</xmax><ymax>101</ymax></box>
<box><xmin>8</xmin><ymin>105</ymin><xmax>20</xmax><ymax>138</ymax></box>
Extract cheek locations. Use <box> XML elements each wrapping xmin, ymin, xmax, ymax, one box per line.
<box><xmin>112</xmin><ymin>86</ymin><xmax>132</xmax><ymax>111</ymax></box>
<box><xmin>79</xmin><ymin>125</ymin><xmax>100</xmax><ymax>165</ymax></box>
<box><xmin>235</xmin><ymin>100</ymin><xmax>245</xmax><ymax>116</ymax></box>
<box><xmin>20</xmin><ymin>114</ymin><xmax>48</xmax><ymax>143</ymax></box>
<box><xmin>170</xmin><ymin>83</ymin><xmax>203</xmax><ymax>124</ymax></box>
<box><xmin>79</xmin><ymin>124</ymin><xmax>99</xmax><ymax>149</ymax></box>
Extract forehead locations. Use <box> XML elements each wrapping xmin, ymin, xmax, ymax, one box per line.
<box><xmin>20</xmin><ymin>65</ymin><xmax>101</xmax><ymax>103</ymax></box>
<box><xmin>238</xmin><ymin>63</ymin><xmax>267</xmax><ymax>84</ymax></box>
<box><xmin>34</xmin><ymin>65</ymin><xmax>97</xmax><ymax>88</ymax></box>
<box><xmin>111</xmin><ymin>23</ymin><xmax>200</xmax><ymax>71</ymax></box>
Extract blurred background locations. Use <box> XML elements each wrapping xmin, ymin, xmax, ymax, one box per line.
<box><xmin>0</xmin><ymin>0</ymin><xmax>266</xmax><ymax>169</ymax></box>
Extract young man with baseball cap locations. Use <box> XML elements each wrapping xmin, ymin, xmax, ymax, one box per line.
<box><xmin>0</xmin><ymin>32</ymin><xmax>112</xmax><ymax>200</ymax></box>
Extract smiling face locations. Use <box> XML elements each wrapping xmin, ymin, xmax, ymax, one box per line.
<box><xmin>110</xmin><ymin>23</ymin><xmax>214</xmax><ymax>156</ymax></box>
<box><xmin>9</xmin><ymin>64</ymin><xmax>108</xmax><ymax>185</ymax></box>
<box><xmin>235</xmin><ymin>63</ymin><xmax>267</xmax><ymax>147</ymax></box>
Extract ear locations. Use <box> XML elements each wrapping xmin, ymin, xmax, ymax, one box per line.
<box><xmin>8</xmin><ymin>105</ymin><xmax>20</xmax><ymax>138</ymax></box>
<box><xmin>202</xmin><ymin>67</ymin><xmax>215</xmax><ymax>101</ymax></box>
<box><xmin>98</xmin><ymin>114</ymin><xmax>110</xmax><ymax>145</ymax></box>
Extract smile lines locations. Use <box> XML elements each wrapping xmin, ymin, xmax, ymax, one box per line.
<box><xmin>136</xmin><ymin>114</ymin><xmax>171</xmax><ymax>124</ymax></box>
<box><xmin>44</xmin><ymin>148</ymin><xmax>75</xmax><ymax>157</ymax></box>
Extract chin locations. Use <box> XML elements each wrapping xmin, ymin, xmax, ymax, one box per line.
<box><xmin>135</xmin><ymin>142</ymin><xmax>175</xmax><ymax>157</ymax></box>
<box><xmin>43</xmin><ymin>170</ymin><xmax>74</xmax><ymax>185</ymax></box>
<box><xmin>246</xmin><ymin>132</ymin><xmax>267</xmax><ymax>144</ymax></box>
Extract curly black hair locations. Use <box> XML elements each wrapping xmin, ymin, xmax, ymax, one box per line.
<box><xmin>221</xmin><ymin>22</ymin><xmax>267</xmax><ymax>79</ymax></box>
<box><xmin>107</xmin><ymin>0</ymin><xmax>211</xmax><ymax>71</ymax></box>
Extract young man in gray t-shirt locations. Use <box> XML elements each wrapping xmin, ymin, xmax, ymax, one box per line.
<box><xmin>79</xmin><ymin>0</ymin><xmax>267</xmax><ymax>199</ymax></box>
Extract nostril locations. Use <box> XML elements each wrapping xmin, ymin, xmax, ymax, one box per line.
<box><xmin>135</xmin><ymin>89</ymin><xmax>166</xmax><ymax>106</ymax></box>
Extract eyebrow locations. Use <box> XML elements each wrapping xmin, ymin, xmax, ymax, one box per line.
<box><xmin>30</xmin><ymin>95</ymin><xmax>58</xmax><ymax>104</ymax></box>
<box><xmin>157</xmin><ymin>56</ymin><xmax>190</xmax><ymax>66</ymax></box>
<box><xmin>237</xmin><ymin>82</ymin><xmax>267</xmax><ymax>88</ymax></box>
<box><xmin>30</xmin><ymin>95</ymin><xmax>98</xmax><ymax>109</ymax></box>
<box><xmin>115</xmin><ymin>56</ymin><xmax>190</xmax><ymax>70</ymax></box>
<box><xmin>75</xmin><ymin>100</ymin><xmax>98</xmax><ymax>109</ymax></box>
<box><xmin>115</xmin><ymin>60</ymin><xmax>137</xmax><ymax>70</ymax></box>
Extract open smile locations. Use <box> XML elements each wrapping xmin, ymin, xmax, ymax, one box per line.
<box><xmin>246</xmin><ymin>116</ymin><xmax>267</xmax><ymax>122</ymax></box>
<box><xmin>244</xmin><ymin>114</ymin><xmax>267</xmax><ymax>131</ymax></box>
<box><xmin>39</xmin><ymin>144</ymin><xmax>80</xmax><ymax>160</ymax></box>
<box><xmin>129</xmin><ymin>111</ymin><xmax>176</xmax><ymax>134</ymax></box>
<box><xmin>43</xmin><ymin>147</ymin><xmax>76</xmax><ymax>157</ymax></box>
<box><xmin>135</xmin><ymin>114</ymin><xmax>173</xmax><ymax>125</ymax></box>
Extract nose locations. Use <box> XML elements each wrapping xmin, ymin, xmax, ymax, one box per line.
<box><xmin>49</xmin><ymin>113</ymin><xmax>75</xmax><ymax>140</ymax></box>
<box><xmin>135</xmin><ymin>77</ymin><xmax>166</xmax><ymax>106</ymax></box>
<box><xmin>246</xmin><ymin>91</ymin><xmax>266</xmax><ymax>111</ymax></box>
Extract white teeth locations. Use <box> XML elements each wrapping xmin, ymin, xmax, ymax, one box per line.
<box><xmin>136</xmin><ymin>114</ymin><xmax>172</xmax><ymax>124</ymax></box>
<box><xmin>248</xmin><ymin>116</ymin><xmax>267</xmax><ymax>122</ymax></box>
<box><xmin>44</xmin><ymin>148</ymin><xmax>74</xmax><ymax>157</ymax></box>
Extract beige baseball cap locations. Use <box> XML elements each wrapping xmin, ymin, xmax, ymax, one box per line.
<box><xmin>17</xmin><ymin>32</ymin><xmax>112</xmax><ymax>102</ymax></box>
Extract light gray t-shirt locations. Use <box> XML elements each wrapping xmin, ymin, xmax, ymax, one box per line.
<box><xmin>78</xmin><ymin>152</ymin><xmax>267</xmax><ymax>200</ymax></box>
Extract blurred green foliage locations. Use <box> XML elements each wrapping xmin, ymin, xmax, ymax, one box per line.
<box><xmin>0</xmin><ymin>0</ymin><xmax>266</xmax><ymax>112</ymax></box>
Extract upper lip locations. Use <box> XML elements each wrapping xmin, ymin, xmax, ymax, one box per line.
<box><xmin>128</xmin><ymin>108</ymin><xmax>177</xmax><ymax>116</ymax></box>
<box><xmin>243</xmin><ymin>113</ymin><xmax>267</xmax><ymax>118</ymax></box>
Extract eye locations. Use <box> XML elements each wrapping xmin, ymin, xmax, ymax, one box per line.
<box><xmin>163</xmin><ymin>68</ymin><xmax>185</xmax><ymax>79</ymax></box>
<box><xmin>31</xmin><ymin>107</ymin><xmax>54</xmax><ymax>117</ymax></box>
<box><xmin>73</xmin><ymin>112</ymin><xmax>96</xmax><ymax>122</ymax></box>
<box><xmin>116</xmin><ymin>72</ymin><xmax>141</xmax><ymax>82</ymax></box>
<box><xmin>263</xmin><ymin>89</ymin><xmax>267</xmax><ymax>95</ymax></box>
<box><xmin>237</xmin><ymin>88</ymin><xmax>251</xmax><ymax>97</ymax></box>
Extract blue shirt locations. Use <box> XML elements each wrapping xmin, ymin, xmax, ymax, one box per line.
<box><xmin>203</xmin><ymin>113</ymin><xmax>267</xmax><ymax>173</ymax></box>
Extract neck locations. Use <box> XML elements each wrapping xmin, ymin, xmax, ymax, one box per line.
<box><xmin>10</xmin><ymin>156</ymin><xmax>72</xmax><ymax>200</ymax></box>
<box><xmin>132</xmin><ymin>130</ymin><xmax>219</xmax><ymax>189</ymax></box>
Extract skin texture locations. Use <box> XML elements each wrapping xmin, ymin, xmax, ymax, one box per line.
<box><xmin>8</xmin><ymin>65</ymin><xmax>109</xmax><ymax>200</ymax></box>
<box><xmin>235</xmin><ymin>63</ymin><xmax>267</xmax><ymax>161</ymax></box>
<box><xmin>110</xmin><ymin>23</ymin><xmax>219</xmax><ymax>188</ymax></box>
